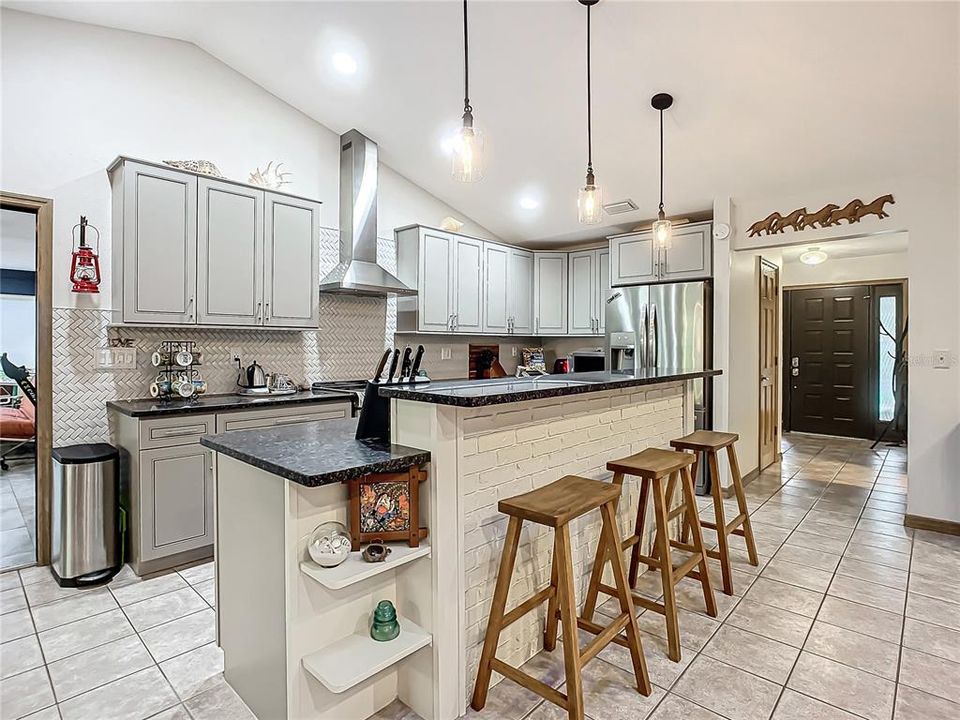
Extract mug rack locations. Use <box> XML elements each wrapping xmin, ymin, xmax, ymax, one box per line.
<box><xmin>151</xmin><ymin>340</ymin><xmax>204</xmax><ymax>402</ymax></box>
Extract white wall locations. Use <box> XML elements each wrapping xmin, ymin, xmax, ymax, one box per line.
<box><xmin>782</xmin><ymin>251</ymin><xmax>908</xmax><ymax>288</ymax></box>
<box><xmin>0</xmin><ymin>9</ymin><xmax>499</xmax><ymax>309</ymax></box>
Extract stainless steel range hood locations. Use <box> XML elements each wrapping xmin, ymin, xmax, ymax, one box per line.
<box><xmin>319</xmin><ymin>129</ymin><xmax>416</xmax><ymax>296</ymax></box>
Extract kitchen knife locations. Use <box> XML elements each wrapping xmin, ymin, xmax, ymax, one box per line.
<box><xmin>385</xmin><ymin>348</ymin><xmax>401</xmax><ymax>383</ymax></box>
<box><xmin>399</xmin><ymin>346</ymin><xmax>413</xmax><ymax>381</ymax></box>
<box><xmin>372</xmin><ymin>349</ymin><xmax>391</xmax><ymax>383</ymax></box>
<box><xmin>409</xmin><ymin>345</ymin><xmax>425</xmax><ymax>380</ymax></box>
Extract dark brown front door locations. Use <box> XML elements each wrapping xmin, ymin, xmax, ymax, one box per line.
<box><xmin>788</xmin><ymin>285</ymin><xmax>872</xmax><ymax>437</ymax></box>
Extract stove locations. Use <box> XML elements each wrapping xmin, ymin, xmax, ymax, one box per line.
<box><xmin>311</xmin><ymin>380</ymin><xmax>368</xmax><ymax>412</ymax></box>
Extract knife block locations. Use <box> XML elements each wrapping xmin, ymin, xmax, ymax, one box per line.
<box><xmin>355</xmin><ymin>378</ymin><xmax>430</xmax><ymax>442</ymax></box>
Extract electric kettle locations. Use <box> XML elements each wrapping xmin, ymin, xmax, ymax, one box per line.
<box><xmin>236</xmin><ymin>359</ymin><xmax>267</xmax><ymax>389</ymax></box>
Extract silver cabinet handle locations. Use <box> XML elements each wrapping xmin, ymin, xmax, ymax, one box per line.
<box><xmin>153</xmin><ymin>424</ymin><xmax>206</xmax><ymax>438</ymax></box>
<box><xmin>448</xmin><ymin>314</ymin><xmax>454</xmax><ymax>331</ymax></box>
<box><xmin>187</xmin><ymin>297</ymin><xmax>195</xmax><ymax>321</ymax></box>
<box><xmin>256</xmin><ymin>301</ymin><xmax>262</xmax><ymax>323</ymax></box>
<box><xmin>274</xmin><ymin>411</ymin><xmax>343</xmax><ymax>426</ymax></box>
<box><xmin>535</xmin><ymin>317</ymin><xmax>539</xmax><ymax>334</ymax></box>
<box><xmin>264</xmin><ymin>301</ymin><xmax>270</xmax><ymax>323</ymax></box>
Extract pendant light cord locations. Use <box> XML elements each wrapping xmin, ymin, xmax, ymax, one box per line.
<box><xmin>463</xmin><ymin>0</ymin><xmax>471</xmax><ymax>114</ymax></box>
<box><xmin>658</xmin><ymin>108</ymin><xmax>664</xmax><ymax>213</ymax></box>
<box><xmin>586</xmin><ymin>3</ymin><xmax>593</xmax><ymax>172</ymax></box>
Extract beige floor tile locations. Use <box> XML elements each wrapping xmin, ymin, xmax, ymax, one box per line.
<box><xmin>796</xmin><ymin>519</ymin><xmax>853</xmax><ymax>541</ymax></box>
<box><xmin>465</xmin><ymin>652</ymin><xmax>565</xmax><ymax>720</ymax></box>
<box><xmin>827</xmin><ymin>574</ymin><xmax>906</xmax><ymax>614</ymax></box>
<box><xmin>843</xmin><ymin>543</ymin><xmax>910</xmax><ymax>570</ymax></box>
<box><xmin>648</xmin><ymin>694</ymin><xmax>725</xmax><ymax>719</ymax></box>
<box><xmin>176</xmin><ymin>562</ymin><xmax>214</xmax><ymax>587</ymax></box>
<box><xmin>744</xmin><ymin>577</ymin><xmax>823</xmax><ymax>618</ymax></box>
<box><xmin>38</xmin><ymin>608</ymin><xmax>134</xmax><ymax>663</ymax></box>
<box><xmin>194</xmin><ymin>579</ymin><xmax>215</xmax><ymax>608</ymax></box>
<box><xmin>31</xmin><ymin>588</ymin><xmax>118</xmax><ymax>633</ymax></box>
<box><xmin>803</xmin><ymin>620</ymin><xmax>899</xmax><ymax>680</ymax></box>
<box><xmin>556</xmin><ymin>654</ymin><xmax>666</xmax><ymax>720</ymax></box>
<box><xmin>817</xmin><ymin>596</ymin><xmax>903</xmax><ymax>643</ymax></box>
<box><xmin>672</xmin><ymin>577</ymin><xmax>740</xmax><ymax>619</ymax></box>
<box><xmin>1</xmin><ymin>585</ymin><xmax>28</xmax><ymax>614</ymax></box>
<box><xmin>636</xmin><ymin>605</ymin><xmax>720</xmax><ymax>652</ymax></box>
<box><xmin>122</xmin><ymin>588</ymin><xmax>207</xmax><ymax>632</ymax></box>
<box><xmin>0</xmin><ymin>633</ymin><xmax>44</xmax><ymax>679</ymax></box>
<box><xmin>906</xmin><ymin>592</ymin><xmax>960</xmax><ymax>632</ymax></box>
<box><xmin>773</xmin><ymin>688</ymin><xmax>862</xmax><ymax>719</ymax></box>
<box><xmin>760</xmin><ymin>558</ymin><xmax>833</xmax><ymax>593</ymax></box>
<box><xmin>22</xmin><ymin>574</ymin><xmax>83</xmax><ymax>607</ymax></box>
<box><xmin>898</xmin><ymin>647</ymin><xmax>960</xmax><ymax>704</ymax></box>
<box><xmin>110</xmin><ymin>572</ymin><xmax>187</xmax><ymax>607</ymax></box>
<box><xmin>58</xmin><ymin>666</ymin><xmax>179</xmax><ymax>720</ymax></box>
<box><xmin>894</xmin><ymin>684</ymin><xmax>960</xmax><ymax>720</ymax></box>
<box><xmin>787</xmin><ymin>651</ymin><xmax>895</xmax><ymax>720</ymax></box>
<box><xmin>857</xmin><ymin>519</ymin><xmax>913</xmax><ymax>540</ymax></box>
<box><xmin>908</xmin><ymin>572</ymin><xmax>960</xmax><ymax>605</ymax></box>
<box><xmin>159</xmin><ymin>642</ymin><xmax>223</xmax><ymax>701</ymax></box>
<box><xmin>852</xmin><ymin>530</ymin><xmax>912</xmax><ymax>555</ymax></box>
<box><xmin>673</xmin><ymin>655</ymin><xmax>781</xmax><ymax>720</ymax></box>
<box><xmin>47</xmin><ymin>633</ymin><xmax>153</xmax><ymax>701</ymax></box>
<box><xmin>140</xmin><ymin>608</ymin><xmax>216</xmax><ymax>663</ymax></box>
<box><xmin>902</xmin><ymin>617</ymin><xmax>960</xmax><ymax>664</ymax></box>
<box><xmin>590</xmin><ymin>626</ymin><xmax>690</xmax><ymax>691</ymax></box>
<box><xmin>145</xmin><ymin>706</ymin><xmax>192</xmax><ymax>720</ymax></box>
<box><xmin>725</xmin><ymin>598</ymin><xmax>813</xmax><ymax>648</ymax></box>
<box><xmin>774</xmin><ymin>544</ymin><xmax>842</xmax><ymax>572</ymax></box>
<box><xmin>836</xmin><ymin>557</ymin><xmax>908</xmax><ymax>590</ymax></box>
<box><xmin>701</xmin><ymin>624</ymin><xmax>800</xmax><ymax>683</ymax></box>
<box><xmin>0</xmin><ymin>666</ymin><xmax>55</xmax><ymax>719</ymax></box>
<box><xmin>0</xmin><ymin>607</ymin><xmax>34</xmax><ymax>643</ymax></box>
<box><xmin>783</xmin><ymin>530</ymin><xmax>847</xmax><ymax>555</ymax></box>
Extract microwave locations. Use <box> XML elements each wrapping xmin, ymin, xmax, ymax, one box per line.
<box><xmin>570</xmin><ymin>348</ymin><xmax>606</xmax><ymax>373</ymax></box>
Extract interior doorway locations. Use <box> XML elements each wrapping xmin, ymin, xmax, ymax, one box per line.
<box><xmin>0</xmin><ymin>193</ymin><xmax>53</xmax><ymax>570</ymax></box>
<box><xmin>783</xmin><ymin>282</ymin><xmax>907</xmax><ymax>441</ymax></box>
<box><xmin>758</xmin><ymin>260</ymin><xmax>779</xmax><ymax>470</ymax></box>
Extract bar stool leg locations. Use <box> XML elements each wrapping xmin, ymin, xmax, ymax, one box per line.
<box><xmin>544</xmin><ymin>533</ymin><xmax>561</xmax><ymax>650</ymax></box>
<box><xmin>599</xmin><ymin>501</ymin><xmax>651</xmax><ymax>696</ymax></box>
<box><xmin>727</xmin><ymin>444</ymin><xmax>760</xmax><ymax>566</ymax></box>
<box><xmin>471</xmin><ymin>516</ymin><xmax>522</xmax><ymax>711</ymax></box>
<box><xmin>648</xmin><ymin>473</ymin><xmax>678</xmax><ymax>572</ymax></box>
<box><xmin>651</xmin><ymin>475</ymin><xmax>681</xmax><ymax>662</ymax></box>
<box><xmin>707</xmin><ymin>450</ymin><xmax>734</xmax><ymax>596</ymax></box>
<box><xmin>628</xmin><ymin>476</ymin><xmax>649</xmax><ymax>588</ymax></box>
<box><xmin>680</xmin><ymin>464</ymin><xmax>717</xmax><ymax>618</ymax></box>
<box><xmin>680</xmin><ymin>452</ymin><xmax>701</xmax><ymax>546</ymax></box>
<box><xmin>582</xmin><ymin>472</ymin><xmax>627</xmax><ymax>622</ymax></box>
<box><xmin>555</xmin><ymin>526</ymin><xmax>584</xmax><ymax>720</ymax></box>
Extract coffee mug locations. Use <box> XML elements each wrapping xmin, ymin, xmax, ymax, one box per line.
<box><xmin>192</xmin><ymin>379</ymin><xmax>207</xmax><ymax>395</ymax></box>
<box><xmin>171</xmin><ymin>377</ymin><xmax>195</xmax><ymax>397</ymax></box>
<box><xmin>151</xmin><ymin>351</ymin><xmax>172</xmax><ymax>367</ymax></box>
<box><xmin>150</xmin><ymin>376</ymin><xmax>172</xmax><ymax>397</ymax></box>
<box><xmin>174</xmin><ymin>350</ymin><xmax>193</xmax><ymax>367</ymax></box>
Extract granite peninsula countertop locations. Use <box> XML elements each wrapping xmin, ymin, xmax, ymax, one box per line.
<box><xmin>379</xmin><ymin>368</ymin><xmax>722</xmax><ymax>407</ymax></box>
<box><xmin>199</xmin><ymin>417</ymin><xmax>430</xmax><ymax>486</ymax></box>
<box><xmin>107</xmin><ymin>389</ymin><xmax>357</xmax><ymax>418</ymax></box>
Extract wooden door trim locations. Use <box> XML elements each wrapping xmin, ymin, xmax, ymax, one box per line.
<box><xmin>758</xmin><ymin>259</ymin><xmax>779</xmax><ymax>471</ymax></box>
<box><xmin>2</xmin><ymin>192</ymin><xmax>53</xmax><ymax>566</ymax></box>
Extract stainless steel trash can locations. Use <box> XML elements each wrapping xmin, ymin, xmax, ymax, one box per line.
<box><xmin>51</xmin><ymin>444</ymin><xmax>121</xmax><ymax>587</ymax></box>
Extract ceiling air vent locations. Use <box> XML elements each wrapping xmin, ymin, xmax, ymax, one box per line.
<box><xmin>603</xmin><ymin>199</ymin><xmax>638</xmax><ymax>215</ymax></box>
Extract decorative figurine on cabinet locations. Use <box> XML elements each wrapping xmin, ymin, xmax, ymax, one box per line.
<box><xmin>370</xmin><ymin>600</ymin><xmax>400</xmax><ymax>642</ymax></box>
<box><xmin>347</xmin><ymin>466</ymin><xmax>428</xmax><ymax>551</ymax></box>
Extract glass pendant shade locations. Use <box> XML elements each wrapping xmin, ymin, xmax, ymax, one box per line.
<box><xmin>578</xmin><ymin>174</ymin><xmax>603</xmax><ymax>225</ymax></box>
<box><xmin>652</xmin><ymin>216</ymin><xmax>673</xmax><ymax>249</ymax></box>
<box><xmin>452</xmin><ymin>118</ymin><xmax>484</xmax><ymax>182</ymax></box>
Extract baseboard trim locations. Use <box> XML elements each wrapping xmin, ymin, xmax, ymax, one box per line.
<box><xmin>904</xmin><ymin>514</ymin><xmax>960</xmax><ymax>537</ymax></box>
<box><xmin>723</xmin><ymin>467</ymin><xmax>760</xmax><ymax>499</ymax></box>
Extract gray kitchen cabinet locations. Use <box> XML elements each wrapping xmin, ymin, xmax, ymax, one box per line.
<box><xmin>263</xmin><ymin>193</ymin><xmax>321</xmax><ymax>328</ymax></box>
<box><xmin>197</xmin><ymin>179</ymin><xmax>263</xmax><ymax>326</ymax></box>
<box><xmin>214</xmin><ymin>401</ymin><xmax>350</xmax><ymax>432</ymax></box>
<box><xmin>597</xmin><ymin>248</ymin><xmax>610</xmax><ymax>334</ymax></box>
<box><xmin>113</xmin><ymin>160</ymin><xmax>198</xmax><ymax>324</ymax></box>
<box><xmin>568</xmin><ymin>248</ymin><xmax>610</xmax><ymax>336</ymax></box>
<box><xmin>139</xmin><ymin>444</ymin><xmax>213</xmax><ymax>562</ymax></box>
<box><xmin>534</xmin><ymin>252</ymin><xmax>568</xmax><ymax>335</ymax></box>
<box><xmin>109</xmin><ymin>157</ymin><xmax>321</xmax><ymax>329</ymax></box>
<box><xmin>482</xmin><ymin>241</ymin><xmax>509</xmax><ymax>334</ymax></box>
<box><xmin>507</xmin><ymin>247</ymin><xmax>534</xmax><ymax>335</ymax></box>
<box><xmin>453</xmin><ymin>235</ymin><xmax>484</xmax><ymax>333</ymax></box>
<box><xmin>609</xmin><ymin>221</ymin><xmax>712</xmax><ymax>286</ymax></box>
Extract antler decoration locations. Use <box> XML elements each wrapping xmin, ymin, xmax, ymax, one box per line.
<box><xmin>748</xmin><ymin>194</ymin><xmax>894</xmax><ymax>237</ymax></box>
<box><xmin>248</xmin><ymin>161</ymin><xmax>292</xmax><ymax>189</ymax></box>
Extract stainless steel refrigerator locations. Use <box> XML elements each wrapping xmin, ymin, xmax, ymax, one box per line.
<box><xmin>606</xmin><ymin>281</ymin><xmax>713</xmax><ymax>483</ymax></box>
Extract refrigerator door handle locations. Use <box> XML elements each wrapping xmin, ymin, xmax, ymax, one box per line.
<box><xmin>651</xmin><ymin>303</ymin><xmax>659</xmax><ymax>369</ymax></box>
<box><xmin>641</xmin><ymin>304</ymin><xmax>650</xmax><ymax>369</ymax></box>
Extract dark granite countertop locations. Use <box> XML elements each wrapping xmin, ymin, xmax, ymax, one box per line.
<box><xmin>107</xmin><ymin>390</ymin><xmax>357</xmax><ymax>418</ymax></box>
<box><xmin>199</xmin><ymin>418</ymin><xmax>430</xmax><ymax>487</ymax></box>
<box><xmin>379</xmin><ymin>368</ymin><xmax>722</xmax><ymax>407</ymax></box>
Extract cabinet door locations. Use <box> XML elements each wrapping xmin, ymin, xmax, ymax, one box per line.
<box><xmin>453</xmin><ymin>235</ymin><xmax>483</xmax><ymax>333</ymax></box>
<box><xmin>534</xmin><ymin>252</ymin><xmax>568</xmax><ymax>335</ymax></box>
<box><xmin>609</xmin><ymin>232</ymin><xmax>657</xmax><ymax>286</ymax></box>
<box><xmin>197</xmin><ymin>179</ymin><xmax>263</xmax><ymax>326</ymax></box>
<box><xmin>568</xmin><ymin>250</ymin><xmax>596</xmax><ymax>335</ymax></box>
<box><xmin>596</xmin><ymin>248</ymin><xmax>610</xmax><ymax>335</ymax></box>
<box><xmin>262</xmin><ymin>193</ymin><xmax>321</xmax><ymax>327</ymax></box>
<box><xmin>483</xmin><ymin>242</ymin><xmax>509</xmax><ymax>334</ymax></box>
<box><xmin>507</xmin><ymin>248</ymin><xmax>534</xmax><ymax>335</ymax></box>
<box><xmin>122</xmin><ymin>163</ymin><xmax>198</xmax><ymax>324</ymax></box>
<box><xmin>139</xmin><ymin>444</ymin><xmax>213</xmax><ymax>562</ymax></box>
<box><xmin>661</xmin><ymin>223</ymin><xmax>712</xmax><ymax>281</ymax></box>
<box><xmin>418</xmin><ymin>229</ymin><xmax>455</xmax><ymax>332</ymax></box>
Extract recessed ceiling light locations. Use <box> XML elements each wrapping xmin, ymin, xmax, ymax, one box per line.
<box><xmin>519</xmin><ymin>196</ymin><xmax>539</xmax><ymax>210</ymax></box>
<box><xmin>800</xmin><ymin>247</ymin><xmax>828</xmax><ymax>265</ymax></box>
<box><xmin>331</xmin><ymin>52</ymin><xmax>358</xmax><ymax>76</ymax></box>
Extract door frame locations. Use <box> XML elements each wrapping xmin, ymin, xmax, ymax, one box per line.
<box><xmin>1</xmin><ymin>192</ymin><xmax>54</xmax><ymax>566</ymax></box>
<box><xmin>758</xmin><ymin>259</ymin><xmax>780</xmax><ymax>469</ymax></box>
<box><xmin>782</xmin><ymin>279</ymin><xmax>908</xmax><ymax>441</ymax></box>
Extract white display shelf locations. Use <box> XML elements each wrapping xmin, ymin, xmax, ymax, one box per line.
<box><xmin>299</xmin><ymin>541</ymin><xmax>431</xmax><ymax>591</ymax></box>
<box><xmin>302</xmin><ymin>615</ymin><xmax>432</xmax><ymax>694</ymax></box>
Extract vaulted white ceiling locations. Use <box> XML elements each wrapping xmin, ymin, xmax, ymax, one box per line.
<box><xmin>5</xmin><ymin>1</ymin><xmax>957</xmax><ymax>246</ymax></box>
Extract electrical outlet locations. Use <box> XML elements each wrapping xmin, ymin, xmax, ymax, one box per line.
<box><xmin>97</xmin><ymin>346</ymin><xmax>137</xmax><ymax>371</ymax></box>
<box><xmin>440</xmin><ymin>347</ymin><xmax>452</xmax><ymax>361</ymax></box>
<box><xmin>935</xmin><ymin>350</ymin><xmax>950</xmax><ymax>369</ymax></box>
<box><xmin>511</xmin><ymin>346</ymin><xmax>517</xmax><ymax>357</ymax></box>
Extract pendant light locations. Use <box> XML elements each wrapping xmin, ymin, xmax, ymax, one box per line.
<box><xmin>452</xmin><ymin>0</ymin><xmax>484</xmax><ymax>182</ymax></box>
<box><xmin>577</xmin><ymin>0</ymin><xmax>602</xmax><ymax>224</ymax></box>
<box><xmin>651</xmin><ymin>92</ymin><xmax>674</xmax><ymax>248</ymax></box>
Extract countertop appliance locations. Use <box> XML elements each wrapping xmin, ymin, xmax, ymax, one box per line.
<box><xmin>570</xmin><ymin>348</ymin><xmax>606</xmax><ymax>373</ymax></box>
<box><xmin>236</xmin><ymin>359</ymin><xmax>267</xmax><ymax>389</ymax></box>
<box><xmin>606</xmin><ymin>281</ymin><xmax>714</xmax><ymax>488</ymax></box>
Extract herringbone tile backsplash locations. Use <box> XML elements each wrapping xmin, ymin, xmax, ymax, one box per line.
<box><xmin>52</xmin><ymin>229</ymin><xmax>397</xmax><ymax>445</ymax></box>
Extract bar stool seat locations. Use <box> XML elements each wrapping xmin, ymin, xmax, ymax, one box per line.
<box><xmin>582</xmin><ymin>448</ymin><xmax>717</xmax><ymax>662</ymax></box>
<box><xmin>472</xmin><ymin>476</ymin><xmax>651</xmax><ymax>720</ymax></box>
<box><xmin>671</xmin><ymin>430</ymin><xmax>759</xmax><ymax>596</ymax></box>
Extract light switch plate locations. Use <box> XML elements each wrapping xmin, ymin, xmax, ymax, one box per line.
<box><xmin>934</xmin><ymin>349</ymin><xmax>950</xmax><ymax>369</ymax></box>
<box><xmin>440</xmin><ymin>347</ymin><xmax>452</xmax><ymax>361</ymax></box>
<box><xmin>97</xmin><ymin>346</ymin><xmax>137</xmax><ymax>371</ymax></box>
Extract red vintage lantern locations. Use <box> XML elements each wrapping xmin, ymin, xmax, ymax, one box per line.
<box><xmin>70</xmin><ymin>216</ymin><xmax>101</xmax><ymax>294</ymax></box>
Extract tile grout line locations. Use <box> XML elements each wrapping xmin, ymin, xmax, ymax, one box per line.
<box><xmin>888</xmin><ymin>530</ymin><xmax>916</xmax><ymax>720</ymax></box>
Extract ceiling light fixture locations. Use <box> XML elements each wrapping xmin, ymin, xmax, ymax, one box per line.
<box><xmin>331</xmin><ymin>51</ymin><xmax>358</xmax><ymax>76</ymax></box>
<box><xmin>651</xmin><ymin>92</ymin><xmax>674</xmax><ymax>249</ymax></box>
<box><xmin>800</xmin><ymin>247</ymin><xmax>828</xmax><ymax>265</ymax></box>
<box><xmin>452</xmin><ymin>0</ymin><xmax>484</xmax><ymax>182</ymax></box>
<box><xmin>577</xmin><ymin>0</ymin><xmax>602</xmax><ymax>225</ymax></box>
<box><xmin>519</xmin><ymin>196</ymin><xmax>539</xmax><ymax>210</ymax></box>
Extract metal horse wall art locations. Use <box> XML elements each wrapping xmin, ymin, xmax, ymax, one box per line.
<box><xmin>748</xmin><ymin>194</ymin><xmax>894</xmax><ymax>237</ymax></box>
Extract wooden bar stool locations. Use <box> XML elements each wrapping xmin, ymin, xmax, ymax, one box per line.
<box><xmin>471</xmin><ymin>475</ymin><xmax>651</xmax><ymax>720</ymax></box>
<box><xmin>671</xmin><ymin>431</ymin><xmax>759</xmax><ymax>595</ymax></box>
<box><xmin>581</xmin><ymin>448</ymin><xmax>717</xmax><ymax>662</ymax></box>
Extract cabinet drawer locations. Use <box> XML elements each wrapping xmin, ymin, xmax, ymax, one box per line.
<box><xmin>215</xmin><ymin>402</ymin><xmax>351</xmax><ymax>433</ymax></box>
<box><xmin>140</xmin><ymin>414</ymin><xmax>216</xmax><ymax>449</ymax></box>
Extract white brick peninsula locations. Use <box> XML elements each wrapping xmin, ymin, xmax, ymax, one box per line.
<box><xmin>381</xmin><ymin>368</ymin><xmax>720</xmax><ymax>718</ymax></box>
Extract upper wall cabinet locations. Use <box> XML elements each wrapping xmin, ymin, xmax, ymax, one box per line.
<box><xmin>609</xmin><ymin>220</ymin><xmax>712</xmax><ymax>286</ymax></box>
<box><xmin>534</xmin><ymin>252</ymin><xmax>568</xmax><ymax>335</ymax></box>
<box><xmin>568</xmin><ymin>248</ymin><xmax>610</xmax><ymax>336</ymax></box>
<box><xmin>507</xmin><ymin>247</ymin><xmax>534</xmax><ymax>335</ymax></box>
<box><xmin>482</xmin><ymin>243</ymin><xmax>533</xmax><ymax>335</ymax></box>
<box><xmin>109</xmin><ymin>158</ymin><xmax>320</xmax><ymax>328</ymax></box>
